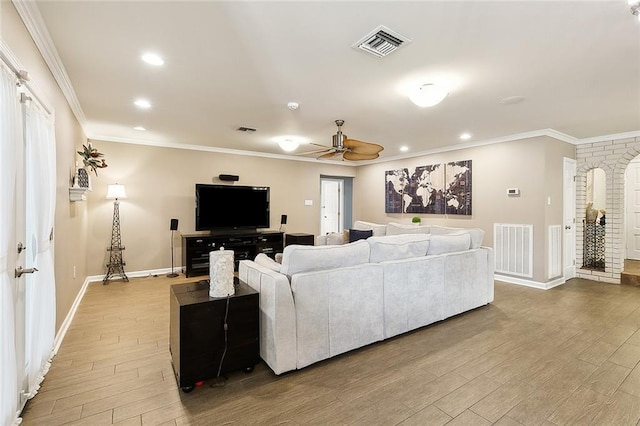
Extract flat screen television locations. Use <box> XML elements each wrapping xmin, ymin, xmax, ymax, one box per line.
<box><xmin>195</xmin><ymin>184</ymin><xmax>270</xmax><ymax>231</ymax></box>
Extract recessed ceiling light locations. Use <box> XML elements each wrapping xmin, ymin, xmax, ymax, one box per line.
<box><xmin>133</xmin><ymin>126</ymin><xmax>146</xmax><ymax>131</ymax></box>
<box><xmin>141</xmin><ymin>53</ymin><xmax>164</xmax><ymax>66</ymax></box>
<box><xmin>459</xmin><ymin>133</ymin><xmax>471</xmax><ymax>140</ymax></box>
<box><xmin>287</xmin><ymin>102</ymin><xmax>299</xmax><ymax>110</ymax></box>
<box><xmin>408</xmin><ymin>83</ymin><xmax>449</xmax><ymax>107</ymax></box>
<box><xmin>400</xmin><ymin>146</ymin><xmax>409</xmax><ymax>152</ymax></box>
<box><xmin>134</xmin><ymin>99</ymin><xmax>151</xmax><ymax>109</ymax></box>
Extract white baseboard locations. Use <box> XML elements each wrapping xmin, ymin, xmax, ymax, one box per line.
<box><xmin>53</xmin><ymin>265</ymin><xmax>183</xmax><ymax>355</ymax></box>
<box><xmin>85</xmin><ymin>266</ymin><xmax>182</xmax><ymax>283</ymax></box>
<box><xmin>52</xmin><ymin>276</ymin><xmax>91</xmax><ymax>355</ymax></box>
<box><xmin>495</xmin><ymin>274</ymin><xmax>566</xmax><ymax>290</ymax></box>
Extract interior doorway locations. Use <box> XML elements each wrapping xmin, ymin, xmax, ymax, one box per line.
<box><xmin>319</xmin><ymin>176</ymin><xmax>353</xmax><ymax>235</ymax></box>
<box><xmin>625</xmin><ymin>157</ymin><xmax>640</xmax><ymax>260</ymax></box>
<box><xmin>563</xmin><ymin>158</ymin><xmax>576</xmax><ymax>279</ymax></box>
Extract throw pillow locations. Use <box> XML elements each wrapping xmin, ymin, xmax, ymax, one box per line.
<box><xmin>254</xmin><ymin>253</ymin><xmax>282</xmax><ymax>272</ymax></box>
<box><xmin>349</xmin><ymin>229</ymin><xmax>373</xmax><ymax>242</ymax></box>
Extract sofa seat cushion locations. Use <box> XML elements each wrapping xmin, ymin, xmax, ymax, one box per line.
<box><xmin>368</xmin><ymin>234</ymin><xmax>431</xmax><ymax>263</ymax></box>
<box><xmin>280</xmin><ymin>239</ymin><xmax>370</xmax><ymax>277</ymax></box>
<box><xmin>386</xmin><ymin>222</ymin><xmax>430</xmax><ymax>236</ymax></box>
<box><xmin>429</xmin><ymin>225</ymin><xmax>485</xmax><ymax>249</ymax></box>
<box><xmin>427</xmin><ymin>233</ymin><xmax>471</xmax><ymax>255</ymax></box>
<box><xmin>353</xmin><ymin>220</ymin><xmax>387</xmax><ymax>236</ymax></box>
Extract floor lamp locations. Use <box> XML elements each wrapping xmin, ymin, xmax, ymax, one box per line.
<box><xmin>104</xmin><ymin>183</ymin><xmax>129</xmax><ymax>284</ymax></box>
<box><xmin>167</xmin><ymin>218</ymin><xmax>179</xmax><ymax>278</ymax></box>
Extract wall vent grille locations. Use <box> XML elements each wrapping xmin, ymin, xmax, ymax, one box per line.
<box><xmin>353</xmin><ymin>25</ymin><xmax>411</xmax><ymax>58</ymax></box>
<box><xmin>494</xmin><ymin>223</ymin><xmax>534</xmax><ymax>278</ymax></box>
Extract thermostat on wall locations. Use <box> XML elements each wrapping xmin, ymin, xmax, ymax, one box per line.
<box><xmin>507</xmin><ymin>188</ymin><xmax>520</xmax><ymax>196</ymax></box>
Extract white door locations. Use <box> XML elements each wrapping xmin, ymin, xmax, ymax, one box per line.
<box><xmin>626</xmin><ymin>159</ymin><xmax>640</xmax><ymax>260</ymax></box>
<box><xmin>320</xmin><ymin>179</ymin><xmax>343</xmax><ymax>235</ymax></box>
<box><xmin>563</xmin><ymin>158</ymin><xmax>577</xmax><ymax>279</ymax></box>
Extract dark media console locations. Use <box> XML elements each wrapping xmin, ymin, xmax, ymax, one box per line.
<box><xmin>181</xmin><ymin>231</ymin><xmax>283</xmax><ymax>277</ymax></box>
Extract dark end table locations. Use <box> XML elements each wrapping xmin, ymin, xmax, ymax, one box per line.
<box><xmin>169</xmin><ymin>278</ymin><xmax>259</xmax><ymax>392</ymax></box>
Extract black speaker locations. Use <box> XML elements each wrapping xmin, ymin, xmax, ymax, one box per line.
<box><xmin>280</xmin><ymin>214</ymin><xmax>287</xmax><ymax>225</ymax></box>
<box><xmin>170</xmin><ymin>218</ymin><xmax>179</xmax><ymax>231</ymax></box>
<box><xmin>219</xmin><ymin>174</ymin><xmax>239</xmax><ymax>182</ymax></box>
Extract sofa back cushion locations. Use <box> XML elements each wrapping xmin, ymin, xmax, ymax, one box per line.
<box><xmin>429</xmin><ymin>225</ymin><xmax>485</xmax><ymax>249</ymax></box>
<box><xmin>353</xmin><ymin>220</ymin><xmax>387</xmax><ymax>236</ymax></box>
<box><xmin>427</xmin><ymin>233</ymin><xmax>471</xmax><ymax>255</ymax></box>
<box><xmin>280</xmin><ymin>239</ymin><xmax>370</xmax><ymax>277</ymax></box>
<box><xmin>386</xmin><ymin>222</ymin><xmax>430</xmax><ymax>236</ymax></box>
<box><xmin>254</xmin><ymin>253</ymin><xmax>282</xmax><ymax>272</ymax></box>
<box><xmin>368</xmin><ymin>234</ymin><xmax>431</xmax><ymax>263</ymax></box>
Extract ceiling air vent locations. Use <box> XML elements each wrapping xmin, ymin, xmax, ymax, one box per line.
<box><xmin>353</xmin><ymin>25</ymin><xmax>411</xmax><ymax>58</ymax></box>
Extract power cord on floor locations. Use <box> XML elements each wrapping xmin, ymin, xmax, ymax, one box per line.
<box><xmin>211</xmin><ymin>294</ymin><xmax>231</xmax><ymax>388</ymax></box>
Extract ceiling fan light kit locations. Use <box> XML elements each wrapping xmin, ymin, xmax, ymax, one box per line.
<box><xmin>408</xmin><ymin>83</ymin><xmax>449</xmax><ymax>107</ymax></box>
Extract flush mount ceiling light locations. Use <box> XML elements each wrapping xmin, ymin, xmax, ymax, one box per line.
<box><xmin>408</xmin><ymin>83</ymin><xmax>449</xmax><ymax>107</ymax></box>
<box><xmin>400</xmin><ymin>146</ymin><xmax>409</xmax><ymax>152</ymax></box>
<box><xmin>459</xmin><ymin>133</ymin><xmax>471</xmax><ymax>140</ymax></box>
<box><xmin>141</xmin><ymin>53</ymin><xmax>164</xmax><ymax>66</ymax></box>
<box><xmin>134</xmin><ymin>99</ymin><xmax>151</xmax><ymax>109</ymax></box>
<box><xmin>275</xmin><ymin>136</ymin><xmax>305</xmax><ymax>152</ymax></box>
<box><xmin>278</xmin><ymin>139</ymin><xmax>299</xmax><ymax>152</ymax></box>
<box><xmin>287</xmin><ymin>102</ymin><xmax>299</xmax><ymax>110</ymax></box>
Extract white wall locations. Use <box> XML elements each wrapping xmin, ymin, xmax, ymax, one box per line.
<box><xmin>354</xmin><ymin>136</ymin><xmax>575</xmax><ymax>284</ymax></box>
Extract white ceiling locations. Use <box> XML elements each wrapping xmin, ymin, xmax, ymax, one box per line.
<box><xmin>28</xmin><ymin>1</ymin><xmax>640</xmax><ymax>162</ymax></box>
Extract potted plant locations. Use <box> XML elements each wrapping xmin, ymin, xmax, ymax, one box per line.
<box><xmin>412</xmin><ymin>216</ymin><xmax>421</xmax><ymax>225</ymax></box>
<box><xmin>77</xmin><ymin>142</ymin><xmax>107</xmax><ymax>175</ymax></box>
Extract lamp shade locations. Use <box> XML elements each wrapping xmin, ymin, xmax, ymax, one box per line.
<box><xmin>408</xmin><ymin>83</ymin><xmax>449</xmax><ymax>107</ymax></box>
<box><xmin>106</xmin><ymin>184</ymin><xmax>127</xmax><ymax>200</ymax></box>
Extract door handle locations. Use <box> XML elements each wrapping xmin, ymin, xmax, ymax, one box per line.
<box><xmin>565</xmin><ymin>225</ymin><xmax>572</xmax><ymax>230</ymax></box>
<box><xmin>15</xmin><ymin>266</ymin><xmax>38</xmax><ymax>278</ymax></box>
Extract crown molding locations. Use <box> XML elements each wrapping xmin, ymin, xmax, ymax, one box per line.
<box><xmin>12</xmin><ymin>0</ymin><xmax>87</xmax><ymax>127</ymax></box>
<box><xmin>574</xmin><ymin>130</ymin><xmax>640</xmax><ymax>145</ymax></box>
<box><xmin>88</xmin><ymin>134</ymin><xmax>359</xmax><ymax>166</ymax></box>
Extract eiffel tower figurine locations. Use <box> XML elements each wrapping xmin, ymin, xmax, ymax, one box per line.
<box><xmin>103</xmin><ymin>184</ymin><xmax>129</xmax><ymax>284</ymax></box>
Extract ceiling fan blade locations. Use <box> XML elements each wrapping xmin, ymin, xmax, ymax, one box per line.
<box><xmin>295</xmin><ymin>148</ymin><xmax>332</xmax><ymax>156</ymax></box>
<box><xmin>343</xmin><ymin>151</ymin><xmax>380</xmax><ymax>161</ymax></box>
<box><xmin>318</xmin><ymin>151</ymin><xmax>342</xmax><ymax>160</ymax></box>
<box><xmin>309</xmin><ymin>142</ymin><xmax>331</xmax><ymax>149</ymax></box>
<box><xmin>343</xmin><ymin>139</ymin><xmax>384</xmax><ymax>155</ymax></box>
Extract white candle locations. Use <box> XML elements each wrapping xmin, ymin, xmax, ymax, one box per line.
<box><xmin>209</xmin><ymin>249</ymin><xmax>235</xmax><ymax>297</ymax></box>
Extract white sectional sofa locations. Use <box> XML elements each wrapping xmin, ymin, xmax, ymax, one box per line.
<box><xmin>238</xmin><ymin>222</ymin><xmax>494</xmax><ymax>375</ymax></box>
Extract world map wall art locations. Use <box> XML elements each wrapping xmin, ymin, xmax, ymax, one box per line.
<box><xmin>385</xmin><ymin>160</ymin><xmax>472</xmax><ymax>215</ymax></box>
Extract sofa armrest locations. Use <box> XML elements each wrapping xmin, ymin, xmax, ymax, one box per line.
<box><xmin>238</xmin><ymin>260</ymin><xmax>297</xmax><ymax>375</ymax></box>
<box><xmin>480</xmin><ymin>246</ymin><xmax>495</xmax><ymax>303</ymax></box>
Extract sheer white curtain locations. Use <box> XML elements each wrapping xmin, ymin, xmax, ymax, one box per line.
<box><xmin>0</xmin><ymin>63</ymin><xmax>21</xmax><ymax>426</ymax></box>
<box><xmin>24</xmin><ymin>98</ymin><xmax>56</xmax><ymax>399</ymax></box>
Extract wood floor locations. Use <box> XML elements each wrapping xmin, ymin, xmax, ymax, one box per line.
<box><xmin>19</xmin><ymin>275</ymin><xmax>640</xmax><ymax>425</ymax></box>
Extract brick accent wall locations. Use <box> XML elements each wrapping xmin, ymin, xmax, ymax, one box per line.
<box><xmin>576</xmin><ymin>136</ymin><xmax>640</xmax><ymax>283</ymax></box>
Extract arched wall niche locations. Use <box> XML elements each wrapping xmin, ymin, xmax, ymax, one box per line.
<box><xmin>576</xmin><ymin>137</ymin><xmax>640</xmax><ymax>283</ymax></box>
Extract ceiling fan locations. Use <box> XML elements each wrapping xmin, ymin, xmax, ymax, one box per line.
<box><xmin>298</xmin><ymin>120</ymin><xmax>384</xmax><ymax>161</ymax></box>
